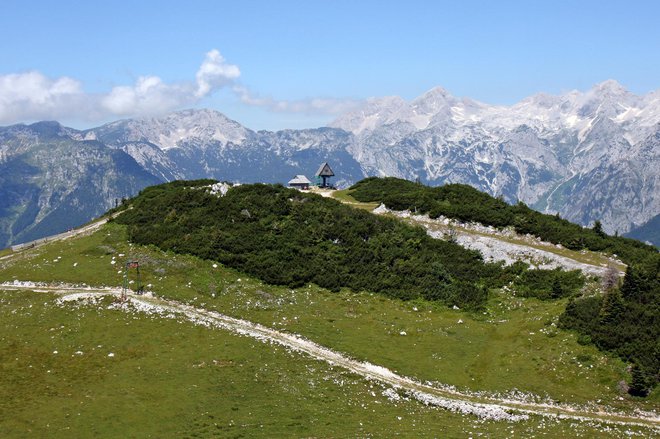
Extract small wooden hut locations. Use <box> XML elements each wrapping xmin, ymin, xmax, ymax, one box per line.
<box><xmin>288</xmin><ymin>175</ymin><xmax>312</xmax><ymax>190</ymax></box>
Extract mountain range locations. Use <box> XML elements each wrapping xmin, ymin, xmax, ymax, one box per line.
<box><xmin>0</xmin><ymin>80</ymin><xmax>658</xmax><ymax>248</ymax></box>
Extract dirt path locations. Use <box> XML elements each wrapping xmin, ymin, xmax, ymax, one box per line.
<box><xmin>0</xmin><ymin>212</ymin><xmax>124</xmax><ymax>262</ymax></box>
<box><xmin>1</xmin><ymin>281</ymin><xmax>658</xmax><ymax>430</ymax></box>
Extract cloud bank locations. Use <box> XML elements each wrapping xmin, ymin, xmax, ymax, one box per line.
<box><xmin>0</xmin><ymin>49</ymin><xmax>358</xmax><ymax>125</ymax></box>
<box><xmin>233</xmin><ymin>85</ymin><xmax>360</xmax><ymax>115</ymax></box>
<box><xmin>0</xmin><ymin>71</ymin><xmax>88</xmax><ymax>123</ymax></box>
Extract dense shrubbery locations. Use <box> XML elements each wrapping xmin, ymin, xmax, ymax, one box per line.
<box><xmin>513</xmin><ymin>268</ymin><xmax>584</xmax><ymax>300</ymax></box>
<box><xmin>115</xmin><ymin>181</ymin><xmax>585</xmax><ymax>310</ymax></box>
<box><xmin>116</xmin><ymin>181</ymin><xmax>503</xmax><ymax>309</ymax></box>
<box><xmin>560</xmin><ymin>258</ymin><xmax>660</xmax><ymax>396</ymax></box>
<box><xmin>348</xmin><ymin>177</ymin><xmax>659</xmax><ymax>395</ymax></box>
<box><xmin>350</xmin><ymin>177</ymin><xmax>657</xmax><ymax>266</ymax></box>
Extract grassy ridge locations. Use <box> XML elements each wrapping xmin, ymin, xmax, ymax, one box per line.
<box><xmin>116</xmin><ymin>181</ymin><xmax>495</xmax><ymax>309</ymax></box>
<box><xmin>1</xmin><ymin>179</ymin><xmax>658</xmax><ymax>435</ymax></box>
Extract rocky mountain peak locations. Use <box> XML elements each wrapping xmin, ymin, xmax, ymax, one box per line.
<box><xmin>575</xmin><ymin>81</ymin><xmax>636</xmax><ymax>119</ymax></box>
<box><xmin>91</xmin><ymin>108</ymin><xmax>250</xmax><ymax>150</ymax></box>
<box><xmin>592</xmin><ymin>79</ymin><xmax>628</xmax><ymax>96</ymax></box>
<box><xmin>411</xmin><ymin>87</ymin><xmax>455</xmax><ymax>119</ymax></box>
<box><xmin>413</xmin><ymin>86</ymin><xmax>453</xmax><ymax>104</ymax></box>
<box><xmin>27</xmin><ymin>120</ymin><xmax>66</xmax><ymax>137</ymax></box>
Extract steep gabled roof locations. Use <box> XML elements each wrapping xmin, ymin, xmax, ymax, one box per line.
<box><xmin>288</xmin><ymin>175</ymin><xmax>311</xmax><ymax>185</ymax></box>
<box><xmin>315</xmin><ymin>162</ymin><xmax>335</xmax><ymax>177</ymax></box>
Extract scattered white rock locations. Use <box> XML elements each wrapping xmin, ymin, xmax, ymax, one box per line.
<box><xmin>373</xmin><ymin>203</ymin><xmax>390</xmax><ymax>214</ymax></box>
<box><xmin>209</xmin><ymin>182</ymin><xmax>232</xmax><ymax>197</ymax></box>
<box><xmin>399</xmin><ymin>331</ymin><xmax>407</xmax><ymax>336</ymax></box>
<box><xmin>9</xmin><ymin>280</ymin><xmax>38</xmax><ymax>288</ymax></box>
<box><xmin>382</xmin><ymin>387</ymin><xmax>401</xmax><ymax>402</ymax></box>
<box><xmin>457</xmin><ymin>319</ymin><xmax>464</xmax><ymax>324</ymax></box>
<box><xmin>107</xmin><ymin>353</ymin><xmax>115</xmax><ymax>357</ymax></box>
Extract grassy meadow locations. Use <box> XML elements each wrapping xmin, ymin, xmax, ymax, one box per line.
<box><xmin>0</xmin><ymin>221</ymin><xmax>657</xmax><ymax>437</ymax></box>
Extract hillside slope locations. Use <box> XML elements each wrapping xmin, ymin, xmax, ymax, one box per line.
<box><xmin>0</xmin><ymin>217</ymin><xmax>658</xmax><ymax>436</ymax></box>
<box><xmin>346</xmin><ymin>177</ymin><xmax>660</xmax><ymax>396</ymax></box>
<box><xmin>114</xmin><ymin>180</ymin><xmax>600</xmax><ymax>309</ymax></box>
<box><xmin>115</xmin><ymin>178</ymin><xmax>659</xmax><ymax>396</ymax></box>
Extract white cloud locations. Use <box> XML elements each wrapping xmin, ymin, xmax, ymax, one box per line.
<box><xmin>0</xmin><ymin>49</ymin><xmax>359</xmax><ymax>125</ymax></box>
<box><xmin>0</xmin><ymin>49</ymin><xmax>242</xmax><ymax>124</ymax></box>
<box><xmin>101</xmin><ymin>76</ymin><xmax>195</xmax><ymax>116</ymax></box>
<box><xmin>0</xmin><ymin>71</ymin><xmax>88</xmax><ymax>122</ymax></box>
<box><xmin>195</xmin><ymin>49</ymin><xmax>241</xmax><ymax>97</ymax></box>
<box><xmin>233</xmin><ymin>85</ymin><xmax>360</xmax><ymax>115</ymax></box>
<box><xmin>101</xmin><ymin>49</ymin><xmax>241</xmax><ymax>116</ymax></box>
<box><xmin>101</xmin><ymin>49</ymin><xmax>241</xmax><ymax>117</ymax></box>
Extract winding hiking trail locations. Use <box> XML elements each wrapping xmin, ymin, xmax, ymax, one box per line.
<box><xmin>1</xmin><ymin>281</ymin><xmax>658</xmax><ymax>431</ymax></box>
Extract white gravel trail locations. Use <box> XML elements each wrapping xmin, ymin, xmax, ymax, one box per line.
<box><xmin>373</xmin><ymin>205</ymin><xmax>621</xmax><ymax>277</ymax></box>
<box><xmin>1</xmin><ymin>281</ymin><xmax>658</xmax><ymax>431</ymax></box>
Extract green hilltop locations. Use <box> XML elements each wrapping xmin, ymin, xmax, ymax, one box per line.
<box><xmin>115</xmin><ymin>180</ymin><xmax>590</xmax><ymax>309</ymax></box>
<box><xmin>0</xmin><ymin>177</ymin><xmax>658</xmax><ymax>437</ymax></box>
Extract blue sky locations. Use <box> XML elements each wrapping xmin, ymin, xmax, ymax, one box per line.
<box><xmin>1</xmin><ymin>0</ymin><xmax>659</xmax><ymax>130</ymax></box>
